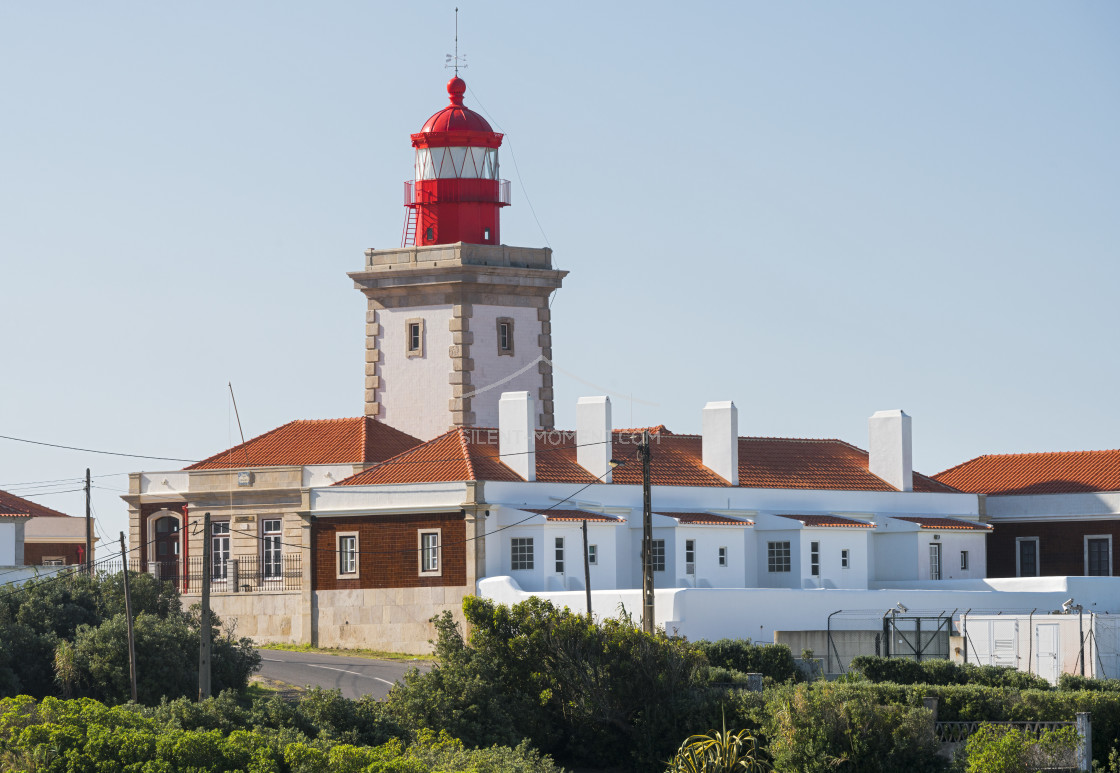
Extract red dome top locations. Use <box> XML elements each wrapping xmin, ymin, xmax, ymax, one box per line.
<box><xmin>420</xmin><ymin>77</ymin><xmax>495</xmax><ymax>133</ymax></box>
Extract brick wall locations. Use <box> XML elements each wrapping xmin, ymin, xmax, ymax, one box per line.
<box><xmin>313</xmin><ymin>511</ymin><xmax>466</xmax><ymax>590</ymax></box>
<box><xmin>988</xmin><ymin>520</ymin><xmax>1120</xmax><ymax>577</ymax></box>
<box><xmin>24</xmin><ymin>542</ymin><xmax>85</xmax><ymax>566</ymax></box>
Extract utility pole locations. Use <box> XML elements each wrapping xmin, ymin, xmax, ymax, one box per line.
<box><xmin>582</xmin><ymin>518</ymin><xmax>592</xmax><ymax>617</ymax></box>
<box><xmin>640</xmin><ymin>430</ymin><xmax>654</xmax><ymax>634</ymax></box>
<box><xmin>119</xmin><ymin>532</ymin><xmax>138</xmax><ymax>702</ymax></box>
<box><xmin>199</xmin><ymin>512</ymin><xmax>212</xmax><ymax>700</ymax></box>
<box><xmin>85</xmin><ymin>468</ymin><xmax>92</xmax><ymax>575</ymax></box>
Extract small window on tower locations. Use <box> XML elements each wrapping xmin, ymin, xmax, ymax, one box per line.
<box><xmin>483</xmin><ymin>227</ymin><xmax>491</xmax><ymax>242</ymax></box>
<box><xmin>497</xmin><ymin>317</ymin><xmax>514</xmax><ymax>356</ymax></box>
<box><xmin>424</xmin><ymin>226</ymin><xmax>434</xmax><ymax>243</ymax></box>
<box><xmin>406</xmin><ymin>318</ymin><xmax>425</xmax><ymax>358</ymax></box>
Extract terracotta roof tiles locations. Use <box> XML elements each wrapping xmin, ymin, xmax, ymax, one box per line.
<box><xmin>186</xmin><ymin>418</ymin><xmax>421</xmax><ymax>470</ymax></box>
<box><xmin>0</xmin><ymin>489</ymin><xmax>72</xmax><ymax>519</ymax></box>
<box><xmin>658</xmin><ymin>512</ymin><xmax>753</xmax><ymax>526</ymax></box>
<box><xmin>528</xmin><ymin>509</ymin><xmax>622</xmax><ymax>523</ymax></box>
<box><xmin>935</xmin><ymin>450</ymin><xmax>1120</xmax><ymax>496</ymax></box>
<box><xmin>771</xmin><ymin>513</ymin><xmax>875</xmax><ymax>528</ymax></box>
<box><xmin>892</xmin><ymin>516</ymin><xmax>991</xmax><ymax>531</ymax></box>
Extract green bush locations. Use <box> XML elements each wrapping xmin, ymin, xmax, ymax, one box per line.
<box><xmin>762</xmin><ymin>682</ymin><xmax>945</xmax><ymax>772</ymax></box>
<box><xmin>1058</xmin><ymin>673</ymin><xmax>1120</xmax><ymax>692</ymax></box>
<box><xmin>697</xmin><ymin>639</ymin><xmax>799</xmax><ymax>683</ymax></box>
<box><xmin>962</xmin><ymin>723</ymin><xmax>1079</xmax><ymax>773</ymax></box>
<box><xmin>386</xmin><ymin>596</ymin><xmax>713</xmax><ymax>769</ymax></box>
<box><xmin>848</xmin><ymin>657</ymin><xmax>1052</xmax><ymax>690</ymax></box>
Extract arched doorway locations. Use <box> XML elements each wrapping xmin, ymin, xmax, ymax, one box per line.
<box><xmin>152</xmin><ymin>514</ymin><xmax>181</xmax><ymax>583</ymax></box>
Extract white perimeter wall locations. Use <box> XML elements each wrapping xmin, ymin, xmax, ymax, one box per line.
<box><xmin>0</xmin><ymin>522</ymin><xmax>17</xmax><ymax>565</ymax></box>
<box><xmin>469</xmin><ymin>305</ymin><xmax>543</xmax><ymax>429</ymax></box>
<box><xmin>478</xmin><ymin>575</ymin><xmax>1120</xmax><ymax>644</ymax></box>
<box><xmin>377</xmin><ymin>305</ymin><xmax>455</xmax><ymax>441</ymax></box>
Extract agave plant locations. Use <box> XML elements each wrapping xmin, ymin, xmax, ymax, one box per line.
<box><xmin>667</xmin><ymin>710</ymin><xmax>772</xmax><ymax>773</ymax></box>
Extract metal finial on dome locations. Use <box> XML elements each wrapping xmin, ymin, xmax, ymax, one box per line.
<box><xmin>444</xmin><ymin>8</ymin><xmax>467</xmax><ymax>76</ymax></box>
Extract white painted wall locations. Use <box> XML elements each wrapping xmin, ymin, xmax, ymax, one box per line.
<box><xmin>985</xmin><ymin>491</ymin><xmax>1120</xmax><ymax>521</ymax></box>
<box><xmin>478</xmin><ymin>575</ymin><xmax>1120</xmax><ymax>645</ymax></box>
<box><xmin>755</xmin><ymin>528</ymin><xmax>802</xmax><ymax>589</ymax></box>
<box><xmin>471</xmin><ymin>305</ymin><xmax>543</xmax><ymax>429</ymax></box>
<box><xmin>874</xmin><ymin>530</ymin><xmax>988</xmax><ymax>582</ymax></box>
<box><xmin>377</xmin><ymin>305</ymin><xmax>455</xmax><ymax>441</ymax></box>
<box><xmin>302</xmin><ymin>465</ymin><xmax>360</xmax><ymax>488</ymax></box>
<box><xmin>0</xmin><ymin>521</ymin><xmax>17</xmax><ymax>565</ymax></box>
<box><xmin>797</xmin><ymin>528</ymin><xmax>871</xmax><ymax>589</ymax></box>
<box><xmin>673</xmin><ymin>526</ymin><xmax>748</xmax><ymax>588</ymax></box>
<box><xmin>139</xmin><ymin>471</ymin><xmax>190</xmax><ymax>495</ymax></box>
<box><xmin>24</xmin><ymin>516</ymin><xmax>87</xmax><ymax>541</ymax></box>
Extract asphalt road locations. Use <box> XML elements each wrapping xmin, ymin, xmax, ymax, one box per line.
<box><xmin>255</xmin><ymin>649</ymin><xmax>431</xmax><ymax>700</ymax></box>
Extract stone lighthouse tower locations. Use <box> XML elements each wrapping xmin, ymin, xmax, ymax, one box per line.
<box><xmin>349</xmin><ymin>76</ymin><xmax>567</xmax><ymax>441</ymax></box>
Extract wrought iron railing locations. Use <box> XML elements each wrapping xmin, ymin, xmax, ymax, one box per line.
<box><xmin>935</xmin><ymin>720</ymin><xmax>1075</xmax><ymax>744</ymax></box>
<box><xmin>147</xmin><ymin>554</ymin><xmax>301</xmax><ymax>593</ymax></box>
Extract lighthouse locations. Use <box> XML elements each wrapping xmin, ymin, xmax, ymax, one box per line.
<box><xmin>350</xmin><ymin>76</ymin><xmax>567</xmax><ymax>441</ymax></box>
<box><xmin>404</xmin><ymin>76</ymin><xmax>509</xmax><ymax>247</ymax></box>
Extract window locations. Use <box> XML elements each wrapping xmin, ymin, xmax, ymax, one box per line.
<box><xmin>211</xmin><ymin>521</ymin><xmax>230</xmax><ymax>580</ymax></box>
<box><xmin>483</xmin><ymin>227</ymin><xmax>491</xmax><ymax>242</ymax></box>
<box><xmin>768</xmin><ymin>541</ymin><xmax>791</xmax><ymax>573</ymax></box>
<box><xmin>1017</xmin><ymin>537</ymin><xmax>1039</xmax><ymax>577</ymax></box>
<box><xmin>718</xmin><ymin>546</ymin><xmax>727</xmax><ymax>567</ymax></box>
<box><xmin>337</xmin><ymin>533</ymin><xmax>358</xmax><ymax>577</ymax></box>
<box><xmin>262</xmin><ymin>519</ymin><xmax>282</xmax><ymax>579</ymax></box>
<box><xmin>554</xmin><ymin>537</ymin><xmax>565</xmax><ymax>574</ymax></box>
<box><xmin>419</xmin><ymin>530</ymin><xmax>441</xmax><ymax>575</ymax></box>
<box><xmin>405</xmin><ymin>318</ymin><xmax>425</xmax><ymax>358</ymax></box>
<box><xmin>1086</xmin><ymin>536</ymin><xmax>1112</xmax><ymax>577</ymax></box>
<box><xmin>650</xmin><ymin>539</ymin><xmax>666</xmax><ymax>572</ymax></box>
<box><xmin>587</xmin><ymin>544</ymin><xmax>598</xmax><ymax>565</ymax></box>
<box><xmin>841</xmin><ymin>549</ymin><xmax>849</xmax><ymax>568</ymax></box>
<box><xmin>810</xmin><ymin>541</ymin><xmax>820</xmax><ymax>576</ymax></box>
<box><xmin>685</xmin><ymin>539</ymin><xmax>695</xmax><ymax>573</ymax></box>
<box><xmin>961</xmin><ymin>550</ymin><xmax>969</xmax><ymax>571</ymax></box>
<box><xmin>929</xmin><ymin>543</ymin><xmax>942</xmax><ymax>580</ymax></box>
<box><xmin>496</xmin><ymin>317</ymin><xmax>514</xmax><ymax>356</ymax></box>
<box><xmin>511</xmin><ymin>538</ymin><xmax>534</xmax><ymax>570</ymax></box>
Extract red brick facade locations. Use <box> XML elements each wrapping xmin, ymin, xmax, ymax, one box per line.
<box><xmin>312</xmin><ymin>511</ymin><xmax>467</xmax><ymax>590</ymax></box>
<box><xmin>988</xmin><ymin>520</ymin><xmax>1120</xmax><ymax>577</ymax></box>
<box><xmin>23</xmin><ymin>542</ymin><xmax>85</xmax><ymax>566</ymax></box>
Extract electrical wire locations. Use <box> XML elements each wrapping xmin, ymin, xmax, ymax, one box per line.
<box><xmin>0</xmin><ymin>434</ymin><xmax>197</xmax><ymax>463</ymax></box>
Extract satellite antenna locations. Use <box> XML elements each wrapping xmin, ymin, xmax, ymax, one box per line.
<box><xmin>445</xmin><ymin>7</ymin><xmax>467</xmax><ymax>74</ymax></box>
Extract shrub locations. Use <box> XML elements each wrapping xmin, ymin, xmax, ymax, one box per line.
<box><xmin>1058</xmin><ymin>673</ymin><xmax>1120</xmax><ymax>692</ymax></box>
<box><xmin>963</xmin><ymin>723</ymin><xmax>1079</xmax><ymax>773</ymax></box>
<box><xmin>387</xmin><ymin>596</ymin><xmax>713</xmax><ymax>769</ymax></box>
<box><xmin>848</xmin><ymin>657</ymin><xmax>1052</xmax><ymax>690</ymax></box>
<box><xmin>697</xmin><ymin>639</ymin><xmax>799</xmax><ymax>683</ymax></box>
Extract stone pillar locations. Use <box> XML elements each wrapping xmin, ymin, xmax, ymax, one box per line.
<box><xmin>364</xmin><ymin>305</ymin><xmax>381</xmax><ymax>417</ymax></box>
<box><xmin>449</xmin><ymin>304</ymin><xmax>475</xmax><ymax>427</ymax></box>
<box><xmin>299</xmin><ymin>510</ymin><xmax>315</xmax><ymax>646</ymax></box>
<box><xmin>1076</xmin><ymin>712</ymin><xmax>1092</xmax><ymax>772</ymax></box>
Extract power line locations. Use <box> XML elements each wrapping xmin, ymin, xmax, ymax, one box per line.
<box><xmin>0</xmin><ymin>434</ymin><xmax>197</xmax><ymax>463</ymax></box>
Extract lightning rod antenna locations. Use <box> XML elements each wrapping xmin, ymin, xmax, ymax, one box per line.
<box><xmin>445</xmin><ymin>8</ymin><xmax>467</xmax><ymax>74</ymax></box>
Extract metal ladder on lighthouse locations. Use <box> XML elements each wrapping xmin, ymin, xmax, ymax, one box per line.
<box><xmin>400</xmin><ymin>207</ymin><xmax>417</xmax><ymax>247</ymax></box>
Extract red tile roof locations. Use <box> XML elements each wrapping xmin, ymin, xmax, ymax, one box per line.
<box><xmin>0</xmin><ymin>490</ymin><xmax>73</xmax><ymax>519</ymax></box>
<box><xmin>892</xmin><ymin>516</ymin><xmax>991</xmax><ymax>531</ymax></box>
<box><xmin>186</xmin><ymin>418</ymin><xmax>421</xmax><ymax>470</ymax></box>
<box><xmin>658</xmin><ymin>512</ymin><xmax>753</xmax><ymax>526</ymax></box>
<box><xmin>528</xmin><ymin>509</ymin><xmax>622</xmax><ymax>523</ymax></box>
<box><xmin>771</xmin><ymin>513</ymin><xmax>875</xmax><ymax>528</ymax></box>
<box><xmin>935</xmin><ymin>450</ymin><xmax>1120</xmax><ymax>496</ymax></box>
<box><xmin>339</xmin><ymin>427</ymin><xmax>955</xmax><ymax>493</ymax></box>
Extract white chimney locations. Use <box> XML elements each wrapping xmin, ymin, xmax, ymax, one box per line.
<box><xmin>576</xmin><ymin>396</ymin><xmax>612</xmax><ymax>482</ymax></box>
<box><xmin>499</xmin><ymin>391</ymin><xmax>536</xmax><ymax>481</ymax></box>
<box><xmin>868</xmin><ymin>409</ymin><xmax>913</xmax><ymax>492</ymax></box>
<box><xmin>702</xmin><ymin>401</ymin><xmax>739</xmax><ymax>485</ymax></box>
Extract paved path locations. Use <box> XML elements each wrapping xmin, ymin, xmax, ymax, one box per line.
<box><xmin>255</xmin><ymin>649</ymin><xmax>431</xmax><ymax>700</ymax></box>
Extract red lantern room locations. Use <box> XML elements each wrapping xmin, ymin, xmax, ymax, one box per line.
<box><xmin>402</xmin><ymin>77</ymin><xmax>511</xmax><ymax>247</ymax></box>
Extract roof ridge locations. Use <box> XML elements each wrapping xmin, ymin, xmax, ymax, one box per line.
<box><xmin>0</xmin><ymin>489</ymin><xmax>72</xmax><ymax>518</ymax></box>
<box><xmin>458</xmin><ymin>429</ymin><xmax>479</xmax><ymax>481</ymax></box>
<box><xmin>333</xmin><ymin>427</ymin><xmax>460</xmax><ymax>485</ymax></box>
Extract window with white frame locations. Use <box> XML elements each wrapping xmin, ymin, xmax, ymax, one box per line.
<box><xmin>961</xmin><ymin>550</ymin><xmax>969</xmax><ymax>571</ymax></box>
<box><xmin>42</xmin><ymin>557</ymin><xmax>65</xmax><ymax>567</ymax></box>
<box><xmin>262</xmin><ymin>519</ymin><xmax>282</xmax><ymax>579</ymax></box>
<box><xmin>419</xmin><ymin>530</ymin><xmax>441</xmax><ymax>576</ymax></box>
<box><xmin>511</xmin><ymin>538</ymin><xmax>534</xmax><ymax>570</ymax></box>
<box><xmin>718</xmin><ymin>546</ymin><xmax>727</xmax><ymax>567</ymax></box>
<box><xmin>685</xmin><ymin>539</ymin><xmax>695</xmax><ymax>574</ymax></box>
<box><xmin>810</xmin><ymin>541</ymin><xmax>820</xmax><ymax>576</ymax></box>
<box><xmin>337</xmin><ymin>533</ymin><xmax>358</xmax><ymax>578</ymax></box>
<box><xmin>554</xmin><ymin>537</ymin><xmax>565</xmax><ymax>574</ymax></box>
<box><xmin>651</xmin><ymin>539</ymin><xmax>666</xmax><ymax>572</ymax></box>
<box><xmin>587</xmin><ymin>544</ymin><xmax>598</xmax><ymax>565</ymax></box>
<box><xmin>1016</xmin><ymin>537</ymin><xmax>1039</xmax><ymax>577</ymax></box>
<box><xmin>841</xmin><ymin>549</ymin><xmax>849</xmax><ymax>568</ymax></box>
<box><xmin>768</xmin><ymin>541</ymin><xmax>791</xmax><ymax>573</ymax></box>
<box><xmin>405</xmin><ymin>318</ymin><xmax>424</xmax><ymax>358</ymax></box>
<box><xmin>1086</xmin><ymin>535</ymin><xmax>1112</xmax><ymax>577</ymax></box>
<box><xmin>211</xmin><ymin>521</ymin><xmax>230</xmax><ymax>581</ymax></box>
<box><xmin>497</xmin><ymin>317</ymin><xmax>514</xmax><ymax>356</ymax></box>
<box><xmin>929</xmin><ymin>542</ymin><xmax>942</xmax><ymax>580</ymax></box>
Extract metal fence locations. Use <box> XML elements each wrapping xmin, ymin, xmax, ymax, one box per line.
<box><xmin>824</xmin><ymin>610</ymin><xmax>953</xmax><ymax>673</ymax></box>
<box><xmin>147</xmin><ymin>554</ymin><xmax>302</xmax><ymax>593</ymax></box>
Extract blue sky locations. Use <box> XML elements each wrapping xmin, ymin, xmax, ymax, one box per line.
<box><xmin>2</xmin><ymin>2</ymin><xmax>1117</xmax><ymax>546</ymax></box>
